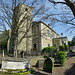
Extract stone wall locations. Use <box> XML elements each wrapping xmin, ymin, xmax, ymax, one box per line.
<box><xmin>40</xmin><ymin>22</ymin><xmax>60</xmax><ymax>49</ymax></box>
<box><xmin>15</xmin><ymin>3</ymin><xmax>33</xmax><ymax>52</ymax></box>
<box><xmin>32</xmin><ymin>21</ymin><xmax>60</xmax><ymax>51</ymax></box>
<box><xmin>32</xmin><ymin>23</ymin><xmax>41</xmax><ymax>52</ymax></box>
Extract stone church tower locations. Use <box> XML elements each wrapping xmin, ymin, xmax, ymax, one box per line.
<box><xmin>8</xmin><ymin>3</ymin><xmax>33</xmax><ymax>55</ymax></box>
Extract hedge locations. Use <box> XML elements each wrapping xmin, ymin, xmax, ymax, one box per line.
<box><xmin>69</xmin><ymin>50</ymin><xmax>72</xmax><ymax>52</ymax></box>
<box><xmin>59</xmin><ymin>45</ymin><xmax>69</xmax><ymax>51</ymax></box>
<box><xmin>44</xmin><ymin>55</ymin><xmax>49</xmax><ymax>58</ymax></box>
<box><xmin>57</xmin><ymin>51</ymin><xmax>66</xmax><ymax>66</ymax></box>
<box><xmin>59</xmin><ymin>45</ymin><xmax>65</xmax><ymax>51</ymax></box>
<box><xmin>42</xmin><ymin>46</ymin><xmax>55</xmax><ymax>53</ymax></box>
<box><xmin>64</xmin><ymin>45</ymin><xmax>69</xmax><ymax>51</ymax></box>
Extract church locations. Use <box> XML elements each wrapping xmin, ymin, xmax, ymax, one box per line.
<box><xmin>7</xmin><ymin>3</ymin><xmax>68</xmax><ymax>55</ymax></box>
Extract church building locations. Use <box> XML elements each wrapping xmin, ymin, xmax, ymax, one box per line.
<box><xmin>7</xmin><ymin>3</ymin><xmax>68</xmax><ymax>54</ymax></box>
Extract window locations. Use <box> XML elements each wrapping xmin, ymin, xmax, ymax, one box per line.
<box><xmin>34</xmin><ymin>44</ymin><xmax>36</xmax><ymax>48</ymax></box>
<box><xmin>54</xmin><ymin>44</ymin><xmax>56</xmax><ymax>47</ymax></box>
<box><xmin>25</xmin><ymin>8</ymin><xmax>28</xmax><ymax>11</ymax></box>
<box><xmin>34</xmin><ymin>27</ymin><xmax>36</xmax><ymax>35</ymax></box>
<box><xmin>52</xmin><ymin>33</ymin><xmax>54</xmax><ymax>38</ymax></box>
<box><xmin>37</xmin><ymin>25</ymin><xmax>39</xmax><ymax>35</ymax></box>
<box><xmin>47</xmin><ymin>29</ymin><xmax>50</xmax><ymax>37</ymax></box>
<box><xmin>32</xmin><ymin>28</ymin><xmax>34</xmax><ymax>34</ymax></box>
<box><xmin>56</xmin><ymin>35</ymin><xmax>57</xmax><ymax>38</ymax></box>
<box><xmin>48</xmin><ymin>44</ymin><xmax>50</xmax><ymax>47</ymax></box>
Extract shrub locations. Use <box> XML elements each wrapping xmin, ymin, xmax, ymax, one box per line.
<box><xmin>50</xmin><ymin>46</ymin><xmax>55</xmax><ymax>52</ymax></box>
<box><xmin>30</xmin><ymin>68</ymin><xmax>35</xmax><ymax>74</ymax></box>
<box><xmin>43</xmin><ymin>47</ymin><xmax>49</xmax><ymax>53</ymax></box>
<box><xmin>44</xmin><ymin>55</ymin><xmax>49</xmax><ymax>58</ymax></box>
<box><xmin>0</xmin><ymin>50</ymin><xmax>2</xmax><ymax>53</ymax></box>
<box><xmin>69</xmin><ymin>50</ymin><xmax>72</xmax><ymax>52</ymax></box>
<box><xmin>65</xmin><ymin>45</ymin><xmax>69</xmax><ymax>51</ymax></box>
<box><xmin>57</xmin><ymin>51</ymin><xmax>66</xmax><ymax>66</ymax></box>
<box><xmin>59</xmin><ymin>45</ymin><xmax>65</xmax><ymax>51</ymax></box>
<box><xmin>42</xmin><ymin>46</ymin><xmax>55</xmax><ymax>53</ymax></box>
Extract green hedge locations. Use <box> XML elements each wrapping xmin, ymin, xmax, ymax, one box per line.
<box><xmin>57</xmin><ymin>51</ymin><xmax>66</xmax><ymax>66</ymax></box>
<box><xmin>30</xmin><ymin>68</ymin><xmax>35</xmax><ymax>74</ymax></box>
<box><xmin>65</xmin><ymin>45</ymin><xmax>69</xmax><ymax>51</ymax></box>
<box><xmin>69</xmin><ymin>50</ymin><xmax>72</xmax><ymax>52</ymax></box>
<box><xmin>44</xmin><ymin>55</ymin><xmax>49</xmax><ymax>58</ymax></box>
<box><xmin>59</xmin><ymin>45</ymin><xmax>69</xmax><ymax>51</ymax></box>
<box><xmin>42</xmin><ymin>46</ymin><xmax>55</xmax><ymax>53</ymax></box>
<box><xmin>59</xmin><ymin>45</ymin><xmax>65</xmax><ymax>51</ymax></box>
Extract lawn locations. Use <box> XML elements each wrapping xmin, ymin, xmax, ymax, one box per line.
<box><xmin>0</xmin><ymin>69</ymin><xmax>30</xmax><ymax>75</ymax></box>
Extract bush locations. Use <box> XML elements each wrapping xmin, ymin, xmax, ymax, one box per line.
<box><xmin>30</xmin><ymin>68</ymin><xmax>35</xmax><ymax>74</ymax></box>
<box><xmin>44</xmin><ymin>55</ymin><xmax>49</xmax><ymax>58</ymax></box>
<box><xmin>69</xmin><ymin>50</ymin><xmax>72</xmax><ymax>52</ymax></box>
<box><xmin>0</xmin><ymin>50</ymin><xmax>2</xmax><ymax>53</ymax></box>
<box><xmin>59</xmin><ymin>45</ymin><xmax>65</xmax><ymax>51</ymax></box>
<box><xmin>57</xmin><ymin>51</ymin><xmax>66</xmax><ymax>66</ymax></box>
<box><xmin>42</xmin><ymin>46</ymin><xmax>55</xmax><ymax>53</ymax></box>
<box><xmin>43</xmin><ymin>47</ymin><xmax>49</xmax><ymax>53</ymax></box>
<box><xmin>65</xmin><ymin>45</ymin><xmax>69</xmax><ymax>51</ymax></box>
<box><xmin>50</xmin><ymin>46</ymin><xmax>55</xmax><ymax>52</ymax></box>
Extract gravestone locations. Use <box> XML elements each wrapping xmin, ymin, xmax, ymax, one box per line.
<box><xmin>1</xmin><ymin>57</ymin><xmax>30</xmax><ymax>69</ymax></box>
<box><xmin>36</xmin><ymin>59</ymin><xmax>45</xmax><ymax>68</ymax></box>
<box><xmin>43</xmin><ymin>57</ymin><xmax>53</xmax><ymax>73</ymax></box>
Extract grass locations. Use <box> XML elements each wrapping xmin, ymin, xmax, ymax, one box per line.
<box><xmin>0</xmin><ymin>68</ymin><xmax>36</xmax><ymax>75</ymax></box>
<box><xmin>0</xmin><ymin>71</ymin><xmax>30</xmax><ymax>75</ymax></box>
<box><xmin>12</xmin><ymin>71</ymin><xmax>30</xmax><ymax>75</ymax></box>
<box><xmin>0</xmin><ymin>69</ymin><xmax>30</xmax><ymax>75</ymax></box>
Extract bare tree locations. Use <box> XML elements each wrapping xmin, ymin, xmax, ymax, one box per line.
<box><xmin>0</xmin><ymin>0</ymin><xmax>48</xmax><ymax>57</ymax></box>
<box><xmin>48</xmin><ymin>0</ymin><xmax>75</xmax><ymax>34</ymax></box>
<box><xmin>1</xmin><ymin>0</ymin><xmax>74</xmax><ymax>57</ymax></box>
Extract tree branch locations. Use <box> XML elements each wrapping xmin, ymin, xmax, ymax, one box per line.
<box><xmin>48</xmin><ymin>0</ymin><xmax>66</xmax><ymax>4</ymax></box>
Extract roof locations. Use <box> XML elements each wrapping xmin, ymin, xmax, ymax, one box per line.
<box><xmin>53</xmin><ymin>36</ymin><xmax>67</xmax><ymax>39</ymax></box>
<box><xmin>14</xmin><ymin>3</ymin><xmax>33</xmax><ymax>11</ymax></box>
<box><xmin>18</xmin><ymin>3</ymin><xmax>33</xmax><ymax>9</ymax></box>
<box><xmin>53</xmin><ymin>37</ymin><xmax>68</xmax><ymax>41</ymax></box>
<box><xmin>33</xmin><ymin>21</ymin><xmax>60</xmax><ymax>36</ymax></box>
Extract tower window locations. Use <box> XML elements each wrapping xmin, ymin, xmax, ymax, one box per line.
<box><xmin>25</xmin><ymin>8</ymin><xmax>28</xmax><ymax>11</ymax></box>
